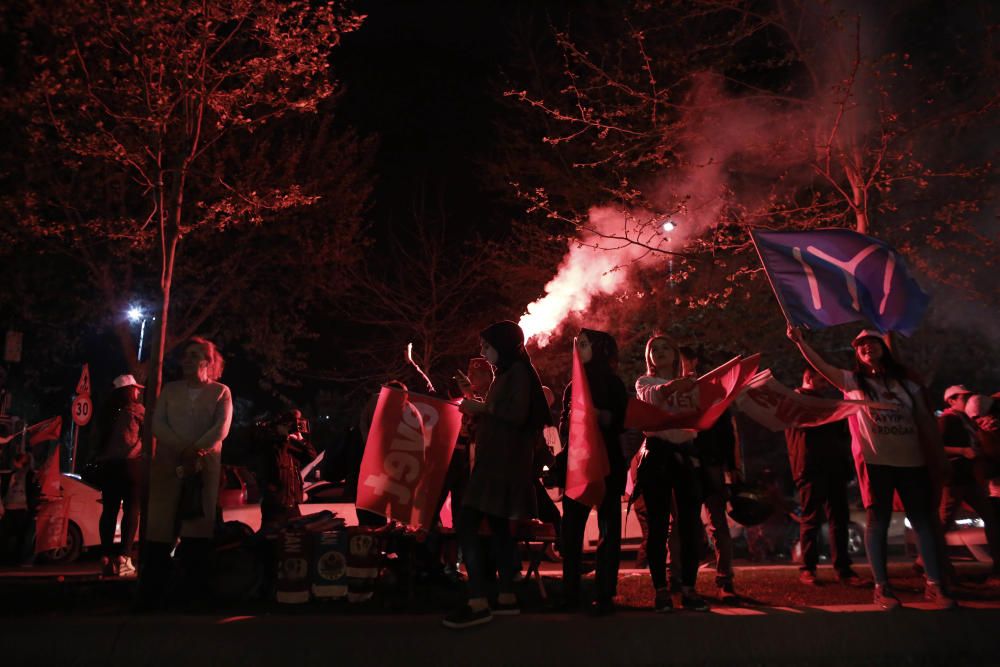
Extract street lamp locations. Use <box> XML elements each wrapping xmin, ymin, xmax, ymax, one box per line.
<box><xmin>660</xmin><ymin>220</ymin><xmax>679</xmax><ymax>286</ymax></box>
<box><xmin>127</xmin><ymin>305</ymin><xmax>147</xmax><ymax>362</ymax></box>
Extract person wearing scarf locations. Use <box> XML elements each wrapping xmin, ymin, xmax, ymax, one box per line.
<box><xmin>558</xmin><ymin>328</ymin><xmax>628</xmax><ymax>614</ymax></box>
<box><xmin>443</xmin><ymin>320</ymin><xmax>551</xmax><ymax>629</ymax></box>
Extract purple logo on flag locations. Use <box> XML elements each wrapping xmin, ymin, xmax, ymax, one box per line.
<box><xmin>751</xmin><ymin>228</ymin><xmax>929</xmax><ymax>335</ymax></box>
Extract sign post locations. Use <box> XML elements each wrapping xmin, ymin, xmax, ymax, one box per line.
<box><xmin>70</xmin><ymin>364</ymin><xmax>92</xmax><ymax>472</ymax></box>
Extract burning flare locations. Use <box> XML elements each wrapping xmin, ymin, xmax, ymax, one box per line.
<box><xmin>519</xmin><ymin>206</ymin><xmax>676</xmax><ymax>346</ymax></box>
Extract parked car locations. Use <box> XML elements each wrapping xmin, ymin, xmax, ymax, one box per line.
<box><xmin>37</xmin><ymin>472</ymin><xmax>121</xmax><ymax>564</ymax></box>
<box><xmin>904</xmin><ymin>507</ymin><xmax>992</xmax><ymax>564</ymax></box>
<box><xmin>219</xmin><ymin>465</ymin><xmax>259</xmax><ymax>508</ymax></box>
<box><xmin>222</xmin><ymin>479</ymin><xmax>359</xmax><ymax>533</ymax></box>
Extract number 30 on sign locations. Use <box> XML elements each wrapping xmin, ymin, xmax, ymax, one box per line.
<box><xmin>72</xmin><ymin>395</ymin><xmax>93</xmax><ymax>426</ymax></box>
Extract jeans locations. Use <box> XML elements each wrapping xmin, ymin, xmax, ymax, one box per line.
<box><xmin>863</xmin><ymin>464</ymin><xmax>942</xmax><ymax>585</ymax></box>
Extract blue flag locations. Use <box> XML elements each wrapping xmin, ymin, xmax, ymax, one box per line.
<box><xmin>750</xmin><ymin>228</ymin><xmax>930</xmax><ymax>335</ymax></box>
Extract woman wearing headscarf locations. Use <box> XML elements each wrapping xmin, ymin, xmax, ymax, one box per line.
<box><xmin>558</xmin><ymin>329</ymin><xmax>628</xmax><ymax>614</ymax></box>
<box><xmin>138</xmin><ymin>337</ymin><xmax>233</xmax><ymax>609</ymax></box>
<box><xmin>443</xmin><ymin>320</ymin><xmax>551</xmax><ymax>629</ymax></box>
<box><xmin>788</xmin><ymin>326</ymin><xmax>955</xmax><ymax>610</ymax></box>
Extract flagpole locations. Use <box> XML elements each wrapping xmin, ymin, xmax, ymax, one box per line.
<box><xmin>748</xmin><ymin>227</ymin><xmax>794</xmax><ymax>326</ymax></box>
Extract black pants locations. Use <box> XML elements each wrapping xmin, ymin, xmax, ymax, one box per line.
<box><xmin>459</xmin><ymin>505</ymin><xmax>516</xmax><ymax>599</ymax></box>
<box><xmin>561</xmin><ymin>480</ymin><xmax>622</xmax><ymax>602</ymax></box>
<box><xmin>1</xmin><ymin>509</ymin><xmax>35</xmax><ymax>564</ymax></box>
<box><xmin>637</xmin><ymin>442</ymin><xmax>702</xmax><ymax>590</ymax></box>
<box><xmin>796</xmin><ymin>470</ymin><xmax>852</xmax><ymax>574</ymax></box>
<box><xmin>99</xmin><ymin>458</ymin><xmax>143</xmax><ymax>558</ymax></box>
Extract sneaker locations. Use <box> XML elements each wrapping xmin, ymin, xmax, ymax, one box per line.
<box><xmin>654</xmin><ymin>588</ymin><xmax>673</xmax><ymax>613</ymax></box>
<box><xmin>873</xmin><ymin>584</ymin><xmax>901</xmax><ymax>611</ymax></box>
<box><xmin>799</xmin><ymin>569</ymin><xmax>818</xmax><ymax>586</ymax></box>
<box><xmin>837</xmin><ymin>569</ymin><xmax>864</xmax><ymax>587</ymax></box>
<box><xmin>680</xmin><ymin>590</ymin><xmax>710</xmax><ymax>612</ymax></box>
<box><xmin>924</xmin><ymin>582</ymin><xmax>958</xmax><ymax>611</ymax></box>
<box><xmin>493</xmin><ymin>599</ymin><xmax>520</xmax><ymax>616</ymax></box>
<box><xmin>442</xmin><ymin>604</ymin><xmax>493</xmax><ymax>630</ymax></box>
<box><xmin>717</xmin><ymin>582</ymin><xmax>738</xmax><ymax>602</ymax></box>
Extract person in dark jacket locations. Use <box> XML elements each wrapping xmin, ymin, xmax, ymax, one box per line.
<box><xmin>785</xmin><ymin>367</ymin><xmax>861</xmax><ymax>585</ymax></box>
<box><xmin>558</xmin><ymin>328</ymin><xmax>628</xmax><ymax>614</ymax></box>
<box><xmin>258</xmin><ymin>409</ymin><xmax>318</xmax><ymax>531</ymax></box>
<box><xmin>936</xmin><ymin>385</ymin><xmax>1000</xmax><ymax>575</ymax></box>
<box><xmin>97</xmin><ymin>374</ymin><xmax>145</xmax><ymax>577</ymax></box>
<box><xmin>671</xmin><ymin>347</ymin><xmax>741</xmax><ymax>601</ymax></box>
<box><xmin>443</xmin><ymin>320</ymin><xmax>551</xmax><ymax>630</ymax></box>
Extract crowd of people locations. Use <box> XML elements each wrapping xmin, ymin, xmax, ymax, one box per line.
<box><xmin>1</xmin><ymin>322</ymin><xmax>999</xmax><ymax>626</ymax></box>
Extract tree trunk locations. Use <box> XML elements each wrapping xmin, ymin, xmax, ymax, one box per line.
<box><xmin>137</xmin><ymin>230</ymin><xmax>178</xmax><ymax>547</ymax></box>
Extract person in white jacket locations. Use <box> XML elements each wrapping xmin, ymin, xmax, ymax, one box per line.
<box><xmin>138</xmin><ymin>337</ymin><xmax>232</xmax><ymax>610</ymax></box>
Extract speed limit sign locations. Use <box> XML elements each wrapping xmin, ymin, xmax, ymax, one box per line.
<box><xmin>71</xmin><ymin>394</ymin><xmax>93</xmax><ymax>426</ymax></box>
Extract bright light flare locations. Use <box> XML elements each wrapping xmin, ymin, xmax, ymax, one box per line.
<box><xmin>662</xmin><ymin>220</ymin><xmax>676</xmax><ymax>233</ymax></box>
<box><xmin>127</xmin><ymin>306</ymin><xmax>143</xmax><ymax>322</ymax></box>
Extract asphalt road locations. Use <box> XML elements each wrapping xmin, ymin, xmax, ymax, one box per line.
<box><xmin>3</xmin><ymin>560</ymin><xmax>1000</xmax><ymax>666</ymax></box>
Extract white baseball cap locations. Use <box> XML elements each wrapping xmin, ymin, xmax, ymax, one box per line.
<box><xmin>112</xmin><ymin>374</ymin><xmax>145</xmax><ymax>389</ymax></box>
<box><xmin>943</xmin><ymin>384</ymin><xmax>972</xmax><ymax>402</ymax></box>
<box><xmin>851</xmin><ymin>329</ymin><xmax>887</xmax><ymax>348</ymax></box>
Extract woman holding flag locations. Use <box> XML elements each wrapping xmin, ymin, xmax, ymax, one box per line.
<box><xmin>443</xmin><ymin>320</ymin><xmax>551</xmax><ymax>629</ymax></box>
<box><xmin>787</xmin><ymin>325</ymin><xmax>956</xmax><ymax>610</ymax></box>
<box><xmin>634</xmin><ymin>334</ymin><xmax>710</xmax><ymax>613</ymax></box>
<box><xmin>558</xmin><ymin>329</ymin><xmax>628</xmax><ymax>614</ymax></box>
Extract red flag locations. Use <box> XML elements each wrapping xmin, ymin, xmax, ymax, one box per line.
<box><xmin>35</xmin><ymin>497</ymin><xmax>70</xmax><ymax>555</ymax></box>
<box><xmin>565</xmin><ymin>346</ymin><xmax>610</xmax><ymax>508</ymax></box>
<box><xmin>624</xmin><ymin>396</ymin><xmax>696</xmax><ymax>432</ymax></box>
<box><xmin>37</xmin><ymin>442</ymin><xmax>62</xmax><ymax>498</ymax></box>
<box><xmin>356</xmin><ymin>387</ymin><xmax>462</xmax><ymax>530</ymax></box>
<box><xmin>684</xmin><ymin>354</ymin><xmax>760</xmax><ymax>431</ymax></box>
<box><xmin>624</xmin><ymin>355</ymin><xmax>760</xmax><ymax>432</ymax></box>
<box><xmin>28</xmin><ymin>416</ymin><xmax>63</xmax><ymax>446</ymax></box>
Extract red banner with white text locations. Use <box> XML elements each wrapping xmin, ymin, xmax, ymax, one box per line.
<box><xmin>734</xmin><ymin>370</ymin><xmax>877</xmax><ymax>431</ymax></box>
<box><xmin>625</xmin><ymin>355</ymin><xmax>761</xmax><ymax>432</ymax></box>
<box><xmin>356</xmin><ymin>387</ymin><xmax>462</xmax><ymax>530</ymax></box>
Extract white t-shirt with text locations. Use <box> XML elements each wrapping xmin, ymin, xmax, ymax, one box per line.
<box><xmin>840</xmin><ymin>370</ymin><xmax>924</xmax><ymax>467</ymax></box>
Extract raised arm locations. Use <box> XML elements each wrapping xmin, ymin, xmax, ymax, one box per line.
<box><xmin>786</xmin><ymin>325</ymin><xmax>848</xmax><ymax>393</ymax></box>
